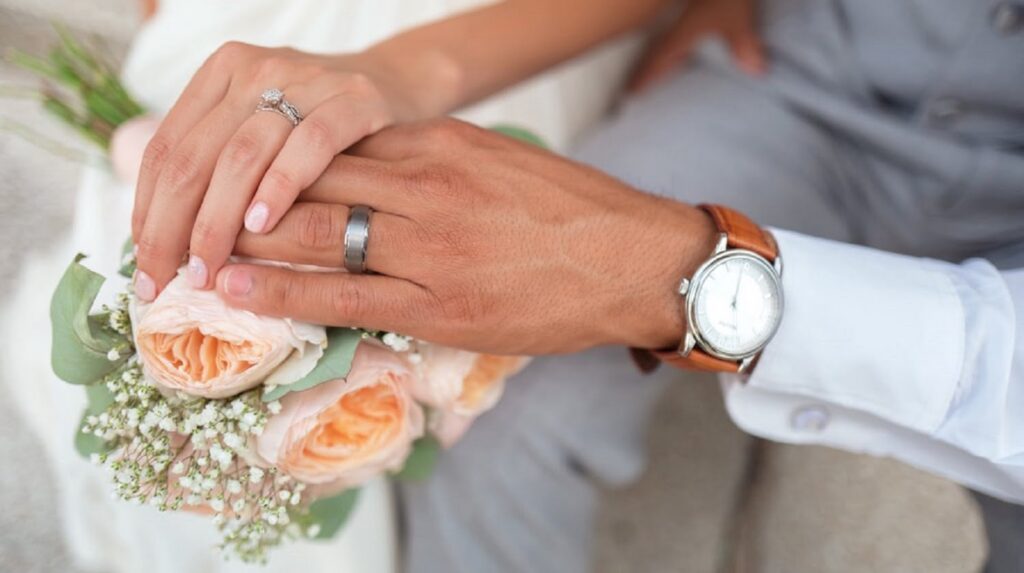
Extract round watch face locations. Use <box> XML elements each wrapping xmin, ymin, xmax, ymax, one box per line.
<box><xmin>690</xmin><ymin>252</ymin><xmax>783</xmax><ymax>358</ymax></box>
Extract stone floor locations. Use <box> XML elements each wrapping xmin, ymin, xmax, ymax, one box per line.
<box><xmin>0</xmin><ymin>2</ymin><xmax>989</xmax><ymax>572</ymax></box>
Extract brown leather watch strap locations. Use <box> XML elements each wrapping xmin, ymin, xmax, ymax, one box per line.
<box><xmin>631</xmin><ymin>204</ymin><xmax>776</xmax><ymax>374</ymax></box>
<box><xmin>699</xmin><ymin>204</ymin><xmax>778</xmax><ymax>262</ymax></box>
<box><xmin>653</xmin><ymin>347</ymin><xmax>742</xmax><ymax>373</ymax></box>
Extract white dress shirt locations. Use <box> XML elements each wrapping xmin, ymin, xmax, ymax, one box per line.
<box><xmin>726</xmin><ymin>230</ymin><xmax>1024</xmax><ymax>503</ymax></box>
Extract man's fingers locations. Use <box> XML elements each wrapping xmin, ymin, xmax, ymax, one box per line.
<box><xmin>298</xmin><ymin>154</ymin><xmax>414</xmax><ymax>211</ymax></box>
<box><xmin>186</xmin><ymin>112</ymin><xmax>295</xmax><ymax>289</ymax></box>
<box><xmin>244</xmin><ymin>92</ymin><xmax>392</xmax><ymax>236</ymax></box>
<box><xmin>215</xmin><ymin>263</ymin><xmax>430</xmax><ymax>332</ymax></box>
<box><xmin>234</xmin><ymin>202</ymin><xmax>416</xmax><ymax>277</ymax></box>
<box><xmin>134</xmin><ymin>98</ymin><xmax>252</xmax><ymax>298</ymax></box>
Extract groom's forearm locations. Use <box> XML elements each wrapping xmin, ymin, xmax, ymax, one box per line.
<box><xmin>363</xmin><ymin>0</ymin><xmax>673</xmax><ymax>118</ymax></box>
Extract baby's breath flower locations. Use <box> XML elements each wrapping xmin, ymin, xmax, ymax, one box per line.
<box><xmin>85</xmin><ymin>295</ymin><xmax>311</xmax><ymax>563</ymax></box>
<box><xmin>381</xmin><ymin>332</ymin><xmax>412</xmax><ymax>352</ymax></box>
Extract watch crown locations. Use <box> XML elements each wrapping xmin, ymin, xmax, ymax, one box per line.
<box><xmin>678</xmin><ymin>278</ymin><xmax>690</xmax><ymax>296</ymax></box>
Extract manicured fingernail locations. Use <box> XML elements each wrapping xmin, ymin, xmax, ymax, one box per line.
<box><xmin>187</xmin><ymin>255</ymin><xmax>208</xmax><ymax>288</ymax></box>
<box><xmin>244</xmin><ymin>202</ymin><xmax>269</xmax><ymax>233</ymax></box>
<box><xmin>224</xmin><ymin>269</ymin><xmax>253</xmax><ymax>297</ymax></box>
<box><xmin>135</xmin><ymin>270</ymin><xmax>156</xmax><ymax>301</ymax></box>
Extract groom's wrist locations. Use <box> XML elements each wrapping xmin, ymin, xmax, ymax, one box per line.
<box><xmin>613</xmin><ymin>203</ymin><xmax>717</xmax><ymax>351</ymax></box>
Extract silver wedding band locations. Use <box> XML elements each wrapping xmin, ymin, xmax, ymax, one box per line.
<box><xmin>344</xmin><ymin>205</ymin><xmax>373</xmax><ymax>274</ymax></box>
<box><xmin>255</xmin><ymin>88</ymin><xmax>304</xmax><ymax>126</ymax></box>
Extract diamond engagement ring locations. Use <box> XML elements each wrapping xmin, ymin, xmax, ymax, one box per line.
<box><xmin>255</xmin><ymin>88</ymin><xmax>304</xmax><ymax>126</ymax></box>
<box><xmin>344</xmin><ymin>205</ymin><xmax>373</xmax><ymax>274</ymax></box>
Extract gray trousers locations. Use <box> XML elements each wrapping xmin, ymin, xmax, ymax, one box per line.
<box><xmin>400</xmin><ymin>1</ymin><xmax>1024</xmax><ymax>567</ymax></box>
<box><xmin>399</xmin><ymin>59</ymin><xmax>855</xmax><ymax>573</ymax></box>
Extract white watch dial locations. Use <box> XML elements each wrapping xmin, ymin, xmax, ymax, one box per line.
<box><xmin>691</xmin><ymin>253</ymin><xmax>782</xmax><ymax>357</ymax></box>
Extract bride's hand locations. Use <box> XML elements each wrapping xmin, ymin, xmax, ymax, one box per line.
<box><xmin>132</xmin><ymin>42</ymin><xmax>419</xmax><ymax>301</ymax></box>
<box><xmin>214</xmin><ymin>118</ymin><xmax>717</xmax><ymax>355</ymax></box>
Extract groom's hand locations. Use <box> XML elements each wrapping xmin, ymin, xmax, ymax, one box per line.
<box><xmin>217</xmin><ymin>118</ymin><xmax>716</xmax><ymax>355</ymax></box>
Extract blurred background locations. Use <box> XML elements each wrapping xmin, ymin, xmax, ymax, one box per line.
<box><xmin>0</xmin><ymin>0</ymin><xmax>989</xmax><ymax>571</ymax></box>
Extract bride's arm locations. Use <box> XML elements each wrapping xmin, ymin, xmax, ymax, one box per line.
<box><xmin>132</xmin><ymin>0</ymin><xmax>674</xmax><ymax>302</ymax></box>
<box><xmin>363</xmin><ymin>0</ymin><xmax>672</xmax><ymax>117</ymax></box>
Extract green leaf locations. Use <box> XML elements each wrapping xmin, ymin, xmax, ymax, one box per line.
<box><xmin>392</xmin><ymin>436</ymin><xmax>440</xmax><ymax>481</ymax></box>
<box><xmin>50</xmin><ymin>254</ymin><xmax>129</xmax><ymax>385</ymax></box>
<box><xmin>74</xmin><ymin>383</ymin><xmax>116</xmax><ymax>458</ymax></box>
<box><xmin>118</xmin><ymin>236</ymin><xmax>136</xmax><ymax>278</ymax></box>
<box><xmin>291</xmin><ymin>488</ymin><xmax>361</xmax><ymax>539</ymax></box>
<box><xmin>489</xmin><ymin>124</ymin><xmax>548</xmax><ymax>149</ymax></box>
<box><xmin>262</xmin><ymin>328</ymin><xmax>363</xmax><ymax>402</ymax></box>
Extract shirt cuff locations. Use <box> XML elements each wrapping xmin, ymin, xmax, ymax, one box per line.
<box><xmin>746</xmin><ymin>229</ymin><xmax>965</xmax><ymax>434</ymax></box>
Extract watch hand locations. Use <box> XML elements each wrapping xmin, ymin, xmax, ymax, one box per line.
<box><xmin>731</xmin><ymin>272</ymin><xmax>743</xmax><ymax>310</ymax></box>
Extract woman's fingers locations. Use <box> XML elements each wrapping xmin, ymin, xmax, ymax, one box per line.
<box><xmin>134</xmin><ymin>98</ymin><xmax>253</xmax><ymax>298</ymax></box>
<box><xmin>234</xmin><ymin>202</ymin><xmax>414</xmax><ymax>277</ymax></box>
<box><xmin>132</xmin><ymin>43</ymin><xmax>240</xmax><ymax>241</ymax></box>
<box><xmin>185</xmin><ymin>112</ymin><xmax>295</xmax><ymax>288</ymax></box>
<box><xmin>215</xmin><ymin>263</ymin><xmax>431</xmax><ymax>334</ymax></box>
<box><xmin>244</xmin><ymin>88</ymin><xmax>392</xmax><ymax>236</ymax></box>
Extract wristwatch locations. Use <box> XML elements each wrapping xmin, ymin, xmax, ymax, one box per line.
<box><xmin>640</xmin><ymin>204</ymin><xmax>784</xmax><ymax>374</ymax></box>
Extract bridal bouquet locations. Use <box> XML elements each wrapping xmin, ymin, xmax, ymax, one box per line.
<box><xmin>28</xmin><ymin>29</ymin><xmax>538</xmax><ymax>562</ymax></box>
<box><xmin>51</xmin><ymin>251</ymin><xmax>525</xmax><ymax>562</ymax></box>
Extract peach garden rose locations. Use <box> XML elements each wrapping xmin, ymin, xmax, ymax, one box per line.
<box><xmin>131</xmin><ymin>269</ymin><xmax>327</xmax><ymax>399</ymax></box>
<box><xmin>408</xmin><ymin>345</ymin><xmax>528</xmax><ymax>446</ymax></box>
<box><xmin>256</xmin><ymin>343</ymin><xmax>425</xmax><ymax>487</ymax></box>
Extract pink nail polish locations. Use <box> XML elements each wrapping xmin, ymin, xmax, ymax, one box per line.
<box><xmin>187</xmin><ymin>255</ymin><xmax>208</xmax><ymax>288</ymax></box>
<box><xmin>135</xmin><ymin>270</ymin><xmax>156</xmax><ymax>301</ymax></box>
<box><xmin>244</xmin><ymin>202</ymin><xmax>269</xmax><ymax>233</ymax></box>
<box><xmin>225</xmin><ymin>269</ymin><xmax>253</xmax><ymax>297</ymax></box>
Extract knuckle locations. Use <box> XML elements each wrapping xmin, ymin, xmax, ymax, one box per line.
<box><xmin>299</xmin><ymin>117</ymin><xmax>336</xmax><ymax>154</ymax></box>
<box><xmin>412</xmin><ymin>218</ymin><xmax>469</xmax><ymax>264</ymax></box>
<box><xmin>219</xmin><ymin>133</ymin><xmax>262</xmax><ymax>169</ymax></box>
<box><xmin>296</xmin><ymin>205</ymin><xmax>342</xmax><ymax>251</ymax></box>
<box><xmin>437</xmin><ymin>288</ymin><xmax>481</xmax><ymax>325</ymax></box>
<box><xmin>265</xmin><ymin>274</ymin><xmax>296</xmax><ymax>310</ymax></box>
<box><xmin>158</xmin><ymin>151</ymin><xmax>202</xmax><ymax>192</ymax></box>
<box><xmin>342</xmin><ymin>72</ymin><xmax>377</xmax><ymax>97</ymax></box>
<box><xmin>210</xmin><ymin>41</ymin><xmax>251</xmax><ymax>70</ymax></box>
<box><xmin>330</xmin><ymin>280</ymin><xmax>368</xmax><ymax>322</ymax></box>
<box><xmin>424</xmin><ymin>118</ymin><xmax>477</xmax><ymax>146</ymax></box>
<box><xmin>255</xmin><ymin>56</ymin><xmax>289</xmax><ymax>81</ymax></box>
<box><xmin>191</xmin><ymin>218</ymin><xmax>225</xmax><ymax>252</ymax></box>
<box><xmin>262</xmin><ymin>168</ymin><xmax>297</xmax><ymax>194</ymax></box>
<box><xmin>140</xmin><ymin>135</ymin><xmax>173</xmax><ymax>176</ymax></box>
<box><xmin>135</xmin><ymin>235</ymin><xmax>167</xmax><ymax>265</ymax></box>
<box><xmin>404</xmin><ymin>159</ymin><xmax>461</xmax><ymax>197</ymax></box>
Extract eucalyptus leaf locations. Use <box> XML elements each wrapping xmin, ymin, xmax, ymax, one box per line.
<box><xmin>489</xmin><ymin>124</ymin><xmax>548</xmax><ymax>149</ymax></box>
<box><xmin>51</xmin><ymin>254</ymin><xmax>129</xmax><ymax>384</ymax></box>
<box><xmin>291</xmin><ymin>488</ymin><xmax>361</xmax><ymax>539</ymax></box>
<box><xmin>392</xmin><ymin>436</ymin><xmax>440</xmax><ymax>482</ymax></box>
<box><xmin>118</xmin><ymin>236</ymin><xmax>136</xmax><ymax>278</ymax></box>
<box><xmin>262</xmin><ymin>328</ymin><xmax>363</xmax><ymax>403</ymax></box>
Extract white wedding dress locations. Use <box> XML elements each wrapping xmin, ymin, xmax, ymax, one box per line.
<box><xmin>0</xmin><ymin>1</ymin><xmax>638</xmax><ymax>572</ymax></box>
